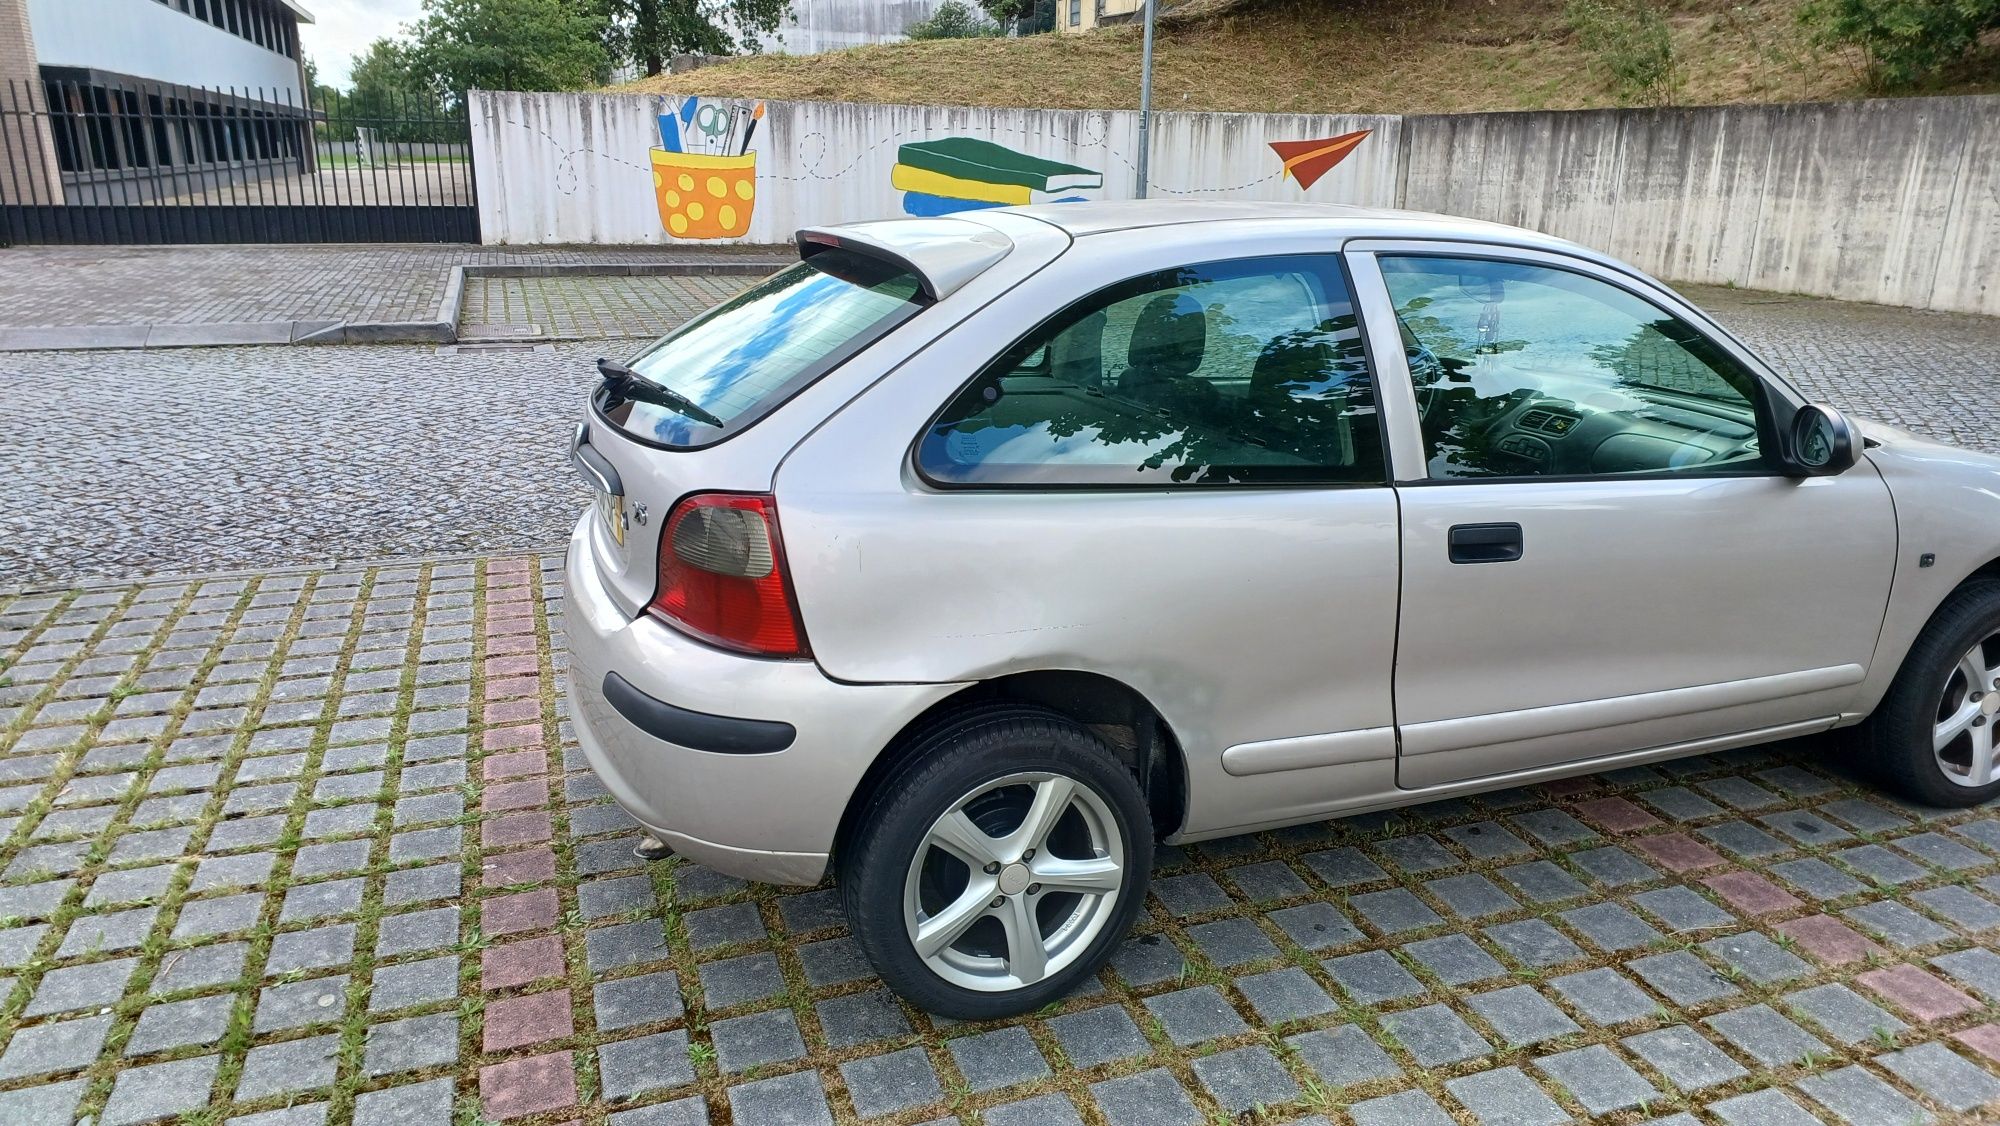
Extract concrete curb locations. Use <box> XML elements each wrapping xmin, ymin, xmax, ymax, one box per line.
<box><xmin>0</xmin><ymin>258</ymin><xmax>789</xmax><ymax>353</ymax></box>
<box><xmin>0</xmin><ymin>544</ymin><xmax>568</xmax><ymax>598</ymax></box>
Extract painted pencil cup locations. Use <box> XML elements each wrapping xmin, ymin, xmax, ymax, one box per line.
<box><xmin>652</xmin><ymin>150</ymin><xmax>756</xmax><ymax>239</ymax></box>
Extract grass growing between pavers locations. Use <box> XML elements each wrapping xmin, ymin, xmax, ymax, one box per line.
<box><xmin>4</xmin><ymin>558</ymin><xmax>2000</xmax><ymax>1124</ymax></box>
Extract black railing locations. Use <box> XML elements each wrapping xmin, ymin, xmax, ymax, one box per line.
<box><xmin>0</xmin><ymin>81</ymin><xmax>477</xmax><ymax>245</ymax></box>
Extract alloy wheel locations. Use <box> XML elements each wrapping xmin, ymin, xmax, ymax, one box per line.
<box><xmin>1934</xmin><ymin>631</ymin><xmax>2000</xmax><ymax>787</ymax></box>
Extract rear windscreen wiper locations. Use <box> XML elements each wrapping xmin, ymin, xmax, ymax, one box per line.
<box><xmin>597</xmin><ymin>358</ymin><xmax>726</xmax><ymax>429</ymax></box>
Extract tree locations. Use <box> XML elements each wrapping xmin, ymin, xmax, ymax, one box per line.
<box><xmin>402</xmin><ymin>0</ymin><xmax>611</xmax><ymax>99</ymax></box>
<box><xmin>906</xmin><ymin>0</ymin><xmax>1001</xmax><ymax>39</ymax></box>
<box><xmin>602</xmin><ymin>0</ymin><xmax>793</xmax><ymax>78</ymax></box>
<box><xmin>1799</xmin><ymin>0</ymin><xmax>2000</xmax><ymax>89</ymax></box>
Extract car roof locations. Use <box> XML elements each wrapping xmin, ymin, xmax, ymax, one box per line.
<box><xmin>999</xmin><ymin>199</ymin><xmax>1579</xmax><ymax>249</ymax></box>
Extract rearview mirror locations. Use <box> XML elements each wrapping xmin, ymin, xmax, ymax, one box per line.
<box><xmin>1784</xmin><ymin>404</ymin><xmax>1858</xmax><ymax>477</ymax></box>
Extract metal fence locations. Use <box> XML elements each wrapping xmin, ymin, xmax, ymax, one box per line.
<box><xmin>0</xmin><ymin>82</ymin><xmax>477</xmax><ymax>245</ymax></box>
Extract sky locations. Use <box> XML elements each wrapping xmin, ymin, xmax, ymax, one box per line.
<box><xmin>300</xmin><ymin>0</ymin><xmax>425</xmax><ymax>89</ymax></box>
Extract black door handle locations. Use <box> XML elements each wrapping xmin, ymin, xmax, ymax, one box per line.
<box><xmin>1448</xmin><ymin>522</ymin><xmax>1524</xmax><ymax>564</ymax></box>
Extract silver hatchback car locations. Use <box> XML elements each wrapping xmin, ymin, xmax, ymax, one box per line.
<box><xmin>564</xmin><ymin>201</ymin><xmax>2000</xmax><ymax>1018</ymax></box>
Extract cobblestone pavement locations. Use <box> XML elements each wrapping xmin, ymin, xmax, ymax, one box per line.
<box><xmin>4</xmin><ymin>560</ymin><xmax>2000</xmax><ymax>1125</ymax></box>
<box><xmin>460</xmin><ymin>275</ymin><xmax>759</xmax><ymax>340</ymax></box>
<box><xmin>0</xmin><ymin>244</ymin><xmax>784</xmax><ymax>330</ymax></box>
<box><xmin>2</xmin><ymin>283</ymin><xmax>1996</xmax><ymax>586</ymax></box>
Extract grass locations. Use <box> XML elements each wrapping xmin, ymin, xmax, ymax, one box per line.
<box><xmin>619</xmin><ymin>0</ymin><xmax>2000</xmax><ymax>114</ymax></box>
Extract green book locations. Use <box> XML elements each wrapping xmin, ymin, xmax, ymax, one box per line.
<box><xmin>897</xmin><ymin>137</ymin><xmax>1103</xmax><ymax>194</ymax></box>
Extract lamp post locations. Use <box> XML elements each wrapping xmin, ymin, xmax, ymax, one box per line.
<box><xmin>1135</xmin><ymin>0</ymin><xmax>1155</xmax><ymax>199</ymax></box>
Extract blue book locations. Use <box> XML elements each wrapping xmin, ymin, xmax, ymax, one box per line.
<box><xmin>901</xmin><ymin>192</ymin><xmax>1003</xmax><ymax>217</ymax></box>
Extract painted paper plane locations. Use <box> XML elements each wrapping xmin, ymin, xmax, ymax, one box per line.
<box><xmin>1269</xmin><ymin>129</ymin><xmax>1372</xmax><ymax>190</ymax></box>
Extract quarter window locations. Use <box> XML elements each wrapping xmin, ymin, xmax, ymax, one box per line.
<box><xmin>919</xmin><ymin>257</ymin><xmax>1384</xmax><ymax>487</ymax></box>
<box><xmin>1380</xmin><ymin>256</ymin><xmax>1769</xmax><ymax>480</ymax></box>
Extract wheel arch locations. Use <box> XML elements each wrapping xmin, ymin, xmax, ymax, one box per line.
<box><xmin>832</xmin><ymin>670</ymin><xmax>1188</xmax><ymax>862</ymax></box>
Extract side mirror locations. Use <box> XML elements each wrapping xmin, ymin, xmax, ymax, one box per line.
<box><xmin>1784</xmin><ymin>404</ymin><xmax>1858</xmax><ymax>476</ymax></box>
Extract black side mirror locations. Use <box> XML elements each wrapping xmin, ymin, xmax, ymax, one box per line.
<box><xmin>1784</xmin><ymin>403</ymin><xmax>1858</xmax><ymax>476</ymax></box>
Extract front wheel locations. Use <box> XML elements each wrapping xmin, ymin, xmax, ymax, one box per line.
<box><xmin>839</xmin><ymin>706</ymin><xmax>1153</xmax><ymax>1020</ymax></box>
<box><xmin>1865</xmin><ymin>580</ymin><xmax>2000</xmax><ymax>807</ymax></box>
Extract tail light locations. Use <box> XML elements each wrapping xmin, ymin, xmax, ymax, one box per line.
<box><xmin>648</xmin><ymin>493</ymin><xmax>809</xmax><ymax>658</ymax></box>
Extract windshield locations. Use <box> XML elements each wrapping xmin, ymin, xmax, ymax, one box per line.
<box><xmin>598</xmin><ymin>248</ymin><xmax>927</xmax><ymax>447</ymax></box>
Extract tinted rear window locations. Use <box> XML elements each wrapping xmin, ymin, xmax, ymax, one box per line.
<box><xmin>598</xmin><ymin>249</ymin><xmax>927</xmax><ymax>448</ymax></box>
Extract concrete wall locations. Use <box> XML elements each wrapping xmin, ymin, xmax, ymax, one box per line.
<box><xmin>469</xmin><ymin>91</ymin><xmax>2000</xmax><ymax>316</ymax></box>
<box><xmin>770</xmin><ymin>0</ymin><xmax>941</xmax><ymax>53</ymax></box>
<box><xmin>28</xmin><ymin>0</ymin><xmax>304</xmax><ymax>99</ymax></box>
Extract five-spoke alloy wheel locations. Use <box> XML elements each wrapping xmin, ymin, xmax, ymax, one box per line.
<box><xmin>1869</xmin><ymin>580</ymin><xmax>2000</xmax><ymax>807</ymax></box>
<box><xmin>841</xmin><ymin>706</ymin><xmax>1152</xmax><ymax>1019</ymax></box>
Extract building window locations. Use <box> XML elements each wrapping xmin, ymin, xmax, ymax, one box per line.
<box><xmin>1069</xmin><ymin>0</ymin><xmax>1081</xmax><ymax>25</ymax></box>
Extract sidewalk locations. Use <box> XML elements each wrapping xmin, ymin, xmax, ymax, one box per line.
<box><xmin>0</xmin><ymin>244</ymin><xmax>789</xmax><ymax>351</ymax></box>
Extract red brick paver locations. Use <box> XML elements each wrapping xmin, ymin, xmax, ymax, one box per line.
<box><xmin>1857</xmin><ymin>964</ymin><xmax>1981</xmax><ymax>1021</ymax></box>
<box><xmin>482</xmin><ymin>888</ymin><xmax>560</xmax><ymax>937</ymax></box>
<box><xmin>484</xmin><ymin>935</ymin><xmax>569</xmax><ymax>991</ymax></box>
<box><xmin>1633</xmin><ymin>833</ymin><xmax>1727</xmax><ymax>873</ymax></box>
<box><xmin>1574</xmin><ymin>796</ymin><xmax>1662</xmax><ymax>834</ymax></box>
<box><xmin>1701</xmin><ymin>870</ymin><xmax>1804</xmax><ymax>916</ymax></box>
<box><xmin>480</xmin><ymin>1051</ymin><xmax>578</xmax><ymax>1120</ymax></box>
<box><xmin>1774</xmin><ymin>915</ymin><xmax>1884</xmax><ymax>965</ymax></box>
<box><xmin>484</xmin><ymin>988</ymin><xmax>576</xmax><ymax>1052</ymax></box>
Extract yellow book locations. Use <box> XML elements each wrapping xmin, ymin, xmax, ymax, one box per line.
<box><xmin>891</xmin><ymin>163</ymin><xmax>1035</xmax><ymax>206</ymax></box>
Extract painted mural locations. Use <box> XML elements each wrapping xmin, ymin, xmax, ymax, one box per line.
<box><xmin>651</xmin><ymin>98</ymin><xmax>763</xmax><ymax>238</ymax></box>
<box><xmin>890</xmin><ymin>138</ymin><xmax>1100</xmax><ymax>216</ymax></box>
<box><xmin>1271</xmin><ymin>129</ymin><xmax>1372</xmax><ymax>190</ymax></box>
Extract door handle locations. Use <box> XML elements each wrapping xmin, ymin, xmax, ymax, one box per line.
<box><xmin>1448</xmin><ymin>522</ymin><xmax>1523</xmax><ymax>564</ymax></box>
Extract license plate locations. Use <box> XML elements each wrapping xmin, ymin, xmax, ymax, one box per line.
<box><xmin>594</xmin><ymin>487</ymin><xmax>626</xmax><ymax>547</ymax></box>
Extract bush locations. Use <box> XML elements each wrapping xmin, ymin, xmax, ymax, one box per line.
<box><xmin>907</xmin><ymin>0</ymin><xmax>1004</xmax><ymax>39</ymax></box>
<box><xmin>1566</xmin><ymin>0</ymin><xmax>1682</xmax><ymax>103</ymax></box>
<box><xmin>1798</xmin><ymin>0</ymin><xmax>2000</xmax><ymax>89</ymax></box>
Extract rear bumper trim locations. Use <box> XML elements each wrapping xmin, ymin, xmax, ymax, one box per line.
<box><xmin>602</xmin><ymin>671</ymin><xmax>797</xmax><ymax>754</ymax></box>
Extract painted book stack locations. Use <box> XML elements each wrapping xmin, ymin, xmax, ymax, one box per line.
<box><xmin>892</xmin><ymin>137</ymin><xmax>1102</xmax><ymax>216</ymax></box>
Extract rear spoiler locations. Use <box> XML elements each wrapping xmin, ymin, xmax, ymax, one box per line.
<box><xmin>795</xmin><ymin>219</ymin><xmax>1012</xmax><ymax>302</ymax></box>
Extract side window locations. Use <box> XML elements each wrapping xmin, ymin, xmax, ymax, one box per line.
<box><xmin>919</xmin><ymin>257</ymin><xmax>1384</xmax><ymax>487</ymax></box>
<box><xmin>1380</xmin><ymin>256</ymin><xmax>1769</xmax><ymax>480</ymax></box>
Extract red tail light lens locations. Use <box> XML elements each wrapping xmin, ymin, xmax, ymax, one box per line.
<box><xmin>649</xmin><ymin>493</ymin><xmax>809</xmax><ymax>658</ymax></box>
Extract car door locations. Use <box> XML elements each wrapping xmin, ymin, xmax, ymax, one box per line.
<box><xmin>1344</xmin><ymin>242</ymin><xmax>1898</xmax><ymax>789</ymax></box>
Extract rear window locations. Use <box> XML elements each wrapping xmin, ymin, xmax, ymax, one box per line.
<box><xmin>597</xmin><ymin>248</ymin><xmax>927</xmax><ymax>448</ymax></box>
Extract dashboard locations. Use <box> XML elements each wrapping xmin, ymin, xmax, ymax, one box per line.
<box><xmin>1466</xmin><ymin>389</ymin><xmax>1762</xmax><ymax>476</ymax></box>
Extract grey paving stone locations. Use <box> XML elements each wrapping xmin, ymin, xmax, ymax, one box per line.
<box><xmin>594</xmin><ymin>969</ymin><xmax>684</xmax><ymax>1031</ymax></box>
<box><xmin>1551</xmin><ymin>967</ymin><xmax>1658</xmax><ymax>1026</ymax></box>
<box><xmin>1286</xmin><ymin>1023</ymin><xmax>1399</xmax><ymax>1088</ymax></box>
<box><xmin>0</xmin><ymin>1014</ymin><xmax>113</xmax><ymax>1080</ymax></box>
<box><xmin>729</xmin><ymin>1069</ymin><xmax>836</xmax><ymax>1126</ymax></box>
<box><xmin>841</xmin><ymin>1047</ymin><xmax>942</xmax><ymax>1119</ymax></box>
<box><xmin>774</xmin><ymin>888</ymin><xmax>843</xmax><ymax>933</ymax></box>
<box><xmin>151</xmin><ymin>941</ymin><xmax>248</xmax><ymax>995</ymax></box>
<box><xmin>0</xmin><ymin>924</ymin><xmax>48</xmax><ymax>971</ymax></box>
<box><xmin>291</xmin><ymin>839</ymin><xmax>371</xmax><ymax>877</ymax></box>
<box><xmin>1570</xmin><ymin>845</ymin><xmax>1660</xmax><ymax>887</ymax></box>
<box><xmin>83</xmin><ymin>864</ymin><xmax>175</xmax><ymax>906</ymax></box>
<box><xmin>254</xmin><ymin>974</ymin><xmax>349</xmax><ymax>1032</ymax></box>
<box><xmin>1426</xmin><ymin>874</ymin><xmax>1520</xmax><ymax>919</ymax></box>
<box><xmin>1224</xmin><ymin>860</ymin><xmax>1311</xmax><ymax>902</ymax></box>
<box><xmin>1703</xmin><ymin>1003</ymin><xmax>1831</xmax><ymax>1067</ymax></box>
<box><xmin>353</xmin><ymin>1078</ymin><xmax>454</xmax><ymax>1126</ymax></box>
<box><xmin>1497</xmin><ymin>859</ymin><xmax>1590</xmax><ymax>903</ymax></box>
<box><xmin>1446</xmin><ymin>1065</ymin><xmax>1568</xmax><ymax>1126</ymax></box>
<box><xmin>383</xmin><ymin>863</ymin><xmax>461</xmax><ymax>906</ymax></box>
<box><xmin>1350</xmin><ymin>887</ymin><xmax>1444</xmax><ymax>934</ymax></box>
<box><xmin>1150</xmin><ymin>873</ymin><xmax>1233</xmax><ymax>917</ymax></box>
<box><xmin>1191</xmin><ymin>1045</ymin><xmax>1300</xmax><ymax>1112</ymax></box>
<box><xmin>1402</xmin><ymin>933</ymin><xmax>1507</xmax><ymax>985</ymax></box>
<box><xmin>25</xmin><ymin>957</ymin><xmax>139</xmax><ymax>1016</ymax></box>
<box><xmin>798</xmin><ymin>935</ymin><xmax>875</xmax><ymax>987</ymax></box>
<box><xmin>1633</xmin><ymin>886</ymin><xmax>1736</xmax><ymax>932</ymax></box>
<box><xmin>1708</xmin><ymin>1088</ymin><xmax>1826</xmax><ymax>1126</ymax></box>
<box><xmin>1628</xmin><ymin>950</ymin><xmax>1740</xmax><ymax>1006</ymax></box>
<box><xmin>266</xmin><ymin>924</ymin><xmax>357</xmax><ymax>976</ymax></box>
<box><xmin>1236</xmin><ymin>966</ymin><xmax>1336</xmax><ymax>1024</ymax></box>
<box><xmin>1467</xmin><ymin>984</ymin><xmax>1581</xmax><ymax>1046</ymax></box>
<box><xmin>387</xmin><ymin>826</ymin><xmax>461</xmax><ymax>863</ymax></box>
<box><xmin>172</xmin><ymin>892</ymin><xmax>263</xmax><ymax>939</ymax></box>
<box><xmin>813</xmin><ymin>989</ymin><xmax>909</xmax><ymax>1051</ymax></box>
<box><xmin>713</xmin><ymin>1009</ymin><xmax>807</xmax><ymax>1074</ymax></box>
<box><xmin>1144</xmin><ymin>985</ymin><xmax>1249</xmax><ymax>1045</ymax></box>
<box><xmin>1893</xmin><ymin>830</ymin><xmax>1990</xmax><ymax>871</ymax></box>
<box><xmin>1384</xmin><ymin>1002</ymin><xmax>1492</xmax><ymax>1066</ymax></box>
<box><xmin>607</xmin><ymin>1095</ymin><xmax>708</xmax><ymax>1126</ymax></box>
<box><xmin>587</xmin><ymin>919</ymin><xmax>672</xmax><ymax>975</ymax></box>
<box><xmin>697</xmin><ymin>951</ymin><xmax>786</xmax><ymax>1009</ymax></box>
<box><xmin>236</xmin><ymin>1034</ymin><xmax>339</xmax><ymax>1099</ymax></box>
<box><xmin>1762</xmin><ymin>809</ymin><xmax>1855</xmax><ymax>846</ymax></box>
<box><xmin>1485</xmin><ymin>918</ymin><xmax>1585</xmax><ymax>968</ymax></box>
<box><xmin>1512</xmin><ymin>808</ymin><xmax>1599</xmax><ymax>847</ymax></box>
<box><xmin>100</xmin><ymin>1053</ymin><xmax>220</xmax><ymax>1126</ymax></box>
<box><xmin>0</xmin><ymin>878</ymin><xmax>74</xmax><ymax>921</ymax></box>
<box><xmin>946</xmin><ymin>1025</ymin><xmax>1049</xmax><ymax>1092</ymax></box>
<box><xmin>1562</xmin><ymin>902</ymin><xmax>1663</xmax><ymax>952</ymax></box>
<box><xmin>280</xmin><ymin>877</ymin><xmax>365</xmax><ymax>923</ymax></box>
<box><xmin>1782</xmin><ymin>983</ymin><xmax>1907</xmax><ymax>1045</ymax></box>
<box><xmin>1699</xmin><ymin>820</ymin><xmax>1789</xmax><ymax>859</ymax></box>
<box><xmin>1842</xmin><ymin>900</ymin><xmax>1955</xmax><ymax>948</ymax></box>
<box><xmin>1108</xmin><ymin>934</ymin><xmax>1185</xmax><ymax>987</ymax></box>
<box><xmin>0</xmin><ymin>1080</ymin><xmax>87</xmax><ymax>1125</ymax></box>
<box><xmin>55</xmin><ymin>904</ymin><xmax>159</xmax><ymax>957</ymax></box>
<box><xmin>126</xmin><ymin>993</ymin><xmax>235</xmax><ymax>1055</ymax></box>
<box><xmin>1090</xmin><ymin>1067</ymin><xmax>1203</xmax><ymax>1126</ymax></box>
<box><xmin>601</xmin><ymin>1029</ymin><xmax>696</xmax><ymax>1100</ymax></box>
<box><xmin>1323</xmin><ymin>949</ymin><xmax>1427</xmax><ymax>1005</ymax></box>
<box><xmin>1186</xmin><ymin>916</ymin><xmax>1280</xmax><ymax>967</ymax></box>
<box><xmin>375</xmin><ymin>906</ymin><xmax>460</xmax><ymax>958</ymax></box>
<box><xmin>582</xmin><ymin>874</ymin><xmax>660</xmax><ymax>923</ymax></box>
<box><xmin>1446</xmin><ymin>820</ymin><xmax>1534</xmax><ymax>860</ymax></box>
<box><xmin>1797</xmin><ymin>1064</ymin><xmax>1933</xmax><ymax>1125</ymax></box>
<box><xmin>1911</xmin><ymin>885</ymin><xmax>2000</xmax><ymax>931</ymax></box>
<box><xmin>1770</xmin><ymin>857</ymin><xmax>1867</xmax><ymax>901</ymax></box>
<box><xmin>1878</xmin><ymin>1041</ymin><xmax>2000</xmax><ymax>1113</ymax></box>
<box><xmin>984</xmin><ymin>1092</ymin><xmax>1083</xmax><ymax>1126</ymax></box>
<box><xmin>1535</xmin><ymin>1043</ymin><xmax>1660</xmax><ymax>1114</ymax></box>
<box><xmin>1049</xmin><ymin>1003</ymin><xmax>1150</xmax><ymax>1068</ymax></box>
<box><xmin>1838</xmin><ymin>844</ymin><xmax>1929</xmax><ymax>885</ymax></box>
<box><xmin>1701</xmin><ymin>931</ymin><xmax>1812</xmax><ymax>985</ymax></box>
<box><xmin>1623</xmin><ymin>1025</ymin><xmax>1747</xmax><ymax>1091</ymax></box>
<box><xmin>1644</xmin><ymin>786</ymin><xmax>1725</xmax><ymax>821</ymax></box>
<box><xmin>685</xmin><ymin>901</ymin><xmax>765</xmax><ymax>950</ymax></box>
<box><xmin>1350</xmin><ymin>1089</ymin><xmax>1456</xmax><ymax>1126</ymax></box>
<box><xmin>1266</xmin><ymin>902</ymin><xmax>1362</xmax><ymax>950</ymax></box>
<box><xmin>1300</xmin><ymin>845</ymin><xmax>1389</xmax><ymax>887</ymax></box>
<box><xmin>369</xmin><ymin>954</ymin><xmax>459</xmax><ymax>1012</ymax></box>
<box><xmin>362</xmin><ymin>1012</ymin><xmax>458</xmax><ymax>1077</ymax></box>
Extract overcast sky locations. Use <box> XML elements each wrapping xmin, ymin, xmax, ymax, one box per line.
<box><xmin>301</xmin><ymin>0</ymin><xmax>425</xmax><ymax>89</ymax></box>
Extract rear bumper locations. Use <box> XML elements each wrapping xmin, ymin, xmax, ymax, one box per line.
<box><xmin>561</xmin><ymin>513</ymin><xmax>963</xmax><ymax>886</ymax></box>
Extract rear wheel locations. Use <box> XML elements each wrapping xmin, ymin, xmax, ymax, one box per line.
<box><xmin>1866</xmin><ymin>580</ymin><xmax>2000</xmax><ymax>807</ymax></box>
<box><xmin>839</xmin><ymin>706</ymin><xmax>1152</xmax><ymax>1019</ymax></box>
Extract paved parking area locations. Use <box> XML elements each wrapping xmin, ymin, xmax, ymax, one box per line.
<box><xmin>3</xmin><ymin>558</ymin><xmax>2000</xmax><ymax>1125</ymax></box>
<box><xmin>458</xmin><ymin>274</ymin><xmax>756</xmax><ymax>341</ymax></box>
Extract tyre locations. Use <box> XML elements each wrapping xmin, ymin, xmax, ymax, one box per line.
<box><xmin>1864</xmin><ymin>579</ymin><xmax>2000</xmax><ymax>808</ymax></box>
<box><xmin>839</xmin><ymin>705</ymin><xmax>1153</xmax><ymax>1020</ymax></box>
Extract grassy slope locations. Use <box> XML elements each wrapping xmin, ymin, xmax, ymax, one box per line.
<box><xmin>621</xmin><ymin>0</ymin><xmax>1998</xmax><ymax>114</ymax></box>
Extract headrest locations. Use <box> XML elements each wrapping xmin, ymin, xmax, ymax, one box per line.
<box><xmin>1126</xmin><ymin>292</ymin><xmax>1205</xmax><ymax>379</ymax></box>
